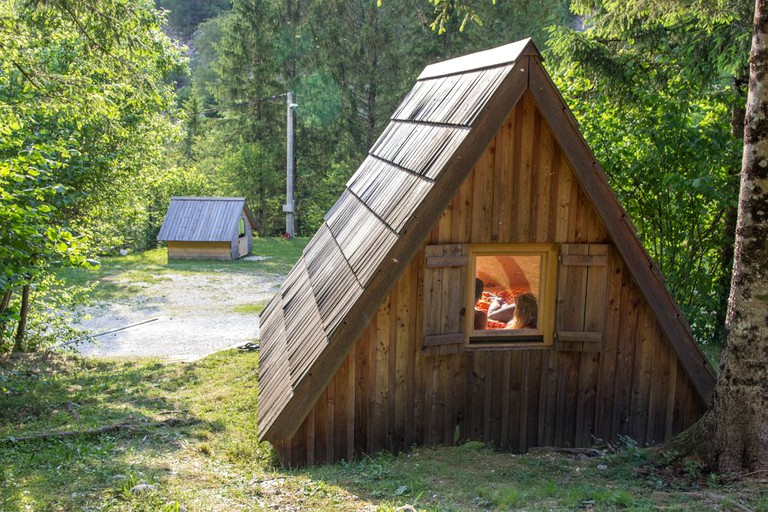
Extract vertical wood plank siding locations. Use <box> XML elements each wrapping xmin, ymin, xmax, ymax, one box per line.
<box><xmin>272</xmin><ymin>93</ymin><xmax>706</xmax><ymax>466</ymax></box>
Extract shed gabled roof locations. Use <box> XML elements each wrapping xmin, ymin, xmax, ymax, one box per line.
<box><xmin>258</xmin><ymin>39</ymin><xmax>716</xmax><ymax>441</ymax></box>
<box><xmin>157</xmin><ymin>197</ymin><xmax>256</xmax><ymax>242</ymax></box>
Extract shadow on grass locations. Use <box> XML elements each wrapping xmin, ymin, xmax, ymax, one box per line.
<box><xmin>289</xmin><ymin>444</ymin><xmax>569</xmax><ymax>511</ymax></box>
<box><xmin>286</xmin><ymin>440</ymin><xmax>767</xmax><ymax>511</ymax></box>
<box><xmin>2</xmin><ymin>349</ymin><xmax>757</xmax><ymax>511</ymax></box>
<box><xmin>289</xmin><ymin>446</ymin><xmax>643</xmax><ymax>511</ymax></box>
<box><xmin>0</xmin><ymin>355</ymin><xmax>199</xmax><ymax>432</ymax></box>
<box><xmin>0</xmin><ymin>420</ymin><xmax>208</xmax><ymax>511</ymax></box>
<box><xmin>0</xmin><ymin>353</ymin><xmax>216</xmax><ymax>511</ymax></box>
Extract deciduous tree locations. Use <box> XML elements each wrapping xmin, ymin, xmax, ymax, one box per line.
<box><xmin>711</xmin><ymin>0</ymin><xmax>768</xmax><ymax>473</ymax></box>
<box><xmin>0</xmin><ymin>0</ymin><xmax>182</xmax><ymax>349</ymax></box>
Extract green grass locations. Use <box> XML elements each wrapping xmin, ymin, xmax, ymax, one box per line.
<box><xmin>2</xmin><ymin>350</ymin><xmax>764</xmax><ymax>511</ymax></box>
<box><xmin>57</xmin><ymin>237</ymin><xmax>308</xmax><ymax>303</ymax></box>
<box><xmin>231</xmin><ymin>302</ymin><xmax>269</xmax><ymax>315</ymax></box>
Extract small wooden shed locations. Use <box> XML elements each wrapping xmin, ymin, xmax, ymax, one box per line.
<box><xmin>257</xmin><ymin>39</ymin><xmax>716</xmax><ymax>466</ymax></box>
<box><xmin>157</xmin><ymin>197</ymin><xmax>256</xmax><ymax>260</ymax></box>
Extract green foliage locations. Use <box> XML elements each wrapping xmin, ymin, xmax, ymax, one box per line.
<box><xmin>550</xmin><ymin>61</ymin><xmax>741</xmax><ymax>343</ymax></box>
<box><xmin>156</xmin><ymin>0</ymin><xmax>231</xmax><ymax>38</ymax></box>
<box><xmin>546</xmin><ymin>0</ymin><xmax>749</xmax><ymax>344</ymax></box>
<box><xmin>0</xmin><ymin>0</ymin><xmax>187</xmax><ymax>349</ymax></box>
<box><xmin>0</xmin><ymin>275</ymin><xmax>92</xmax><ymax>352</ymax></box>
<box><xmin>566</xmin><ymin>0</ymin><xmax>752</xmax><ymax>83</ymax></box>
<box><xmin>425</xmin><ymin>0</ymin><xmax>571</xmax><ymax>39</ymax></box>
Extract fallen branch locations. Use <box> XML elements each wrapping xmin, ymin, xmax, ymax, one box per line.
<box><xmin>92</xmin><ymin>317</ymin><xmax>160</xmax><ymax>338</ymax></box>
<box><xmin>1</xmin><ymin>417</ymin><xmax>197</xmax><ymax>444</ymax></box>
<box><xmin>527</xmin><ymin>446</ymin><xmax>606</xmax><ymax>458</ymax></box>
<box><xmin>683</xmin><ymin>492</ymin><xmax>754</xmax><ymax>512</ymax></box>
<box><xmin>727</xmin><ymin>469</ymin><xmax>768</xmax><ymax>482</ymax></box>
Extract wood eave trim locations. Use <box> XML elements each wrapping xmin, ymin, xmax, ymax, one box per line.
<box><xmin>260</xmin><ymin>56</ymin><xmax>532</xmax><ymax>442</ymax></box>
<box><xmin>527</xmin><ymin>57</ymin><xmax>716</xmax><ymax>404</ymax></box>
<box><xmin>242</xmin><ymin>203</ymin><xmax>258</xmax><ymax>229</ymax></box>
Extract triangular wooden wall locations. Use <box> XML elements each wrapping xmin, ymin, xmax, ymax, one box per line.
<box><xmin>270</xmin><ymin>92</ymin><xmax>706</xmax><ymax>467</ymax></box>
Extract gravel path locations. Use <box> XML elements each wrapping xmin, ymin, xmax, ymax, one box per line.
<box><xmin>76</xmin><ymin>271</ymin><xmax>282</xmax><ymax>361</ymax></box>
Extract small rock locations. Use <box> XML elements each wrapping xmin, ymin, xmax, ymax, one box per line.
<box><xmin>597</xmin><ymin>464</ymin><xmax>608</xmax><ymax>471</ymax></box>
<box><xmin>396</xmin><ymin>506</ymin><xmax>417</xmax><ymax>512</ymax></box>
<box><xmin>394</xmin><ymin>485</ymin><xmax>410</xmax><ymax>496</ymax></box>
<box><xmin>129</xmin><ymin>483</ymin><xmax>157</xmax><ymax>495</ymax></box>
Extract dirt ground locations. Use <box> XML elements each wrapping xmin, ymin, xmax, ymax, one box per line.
<box><xmin>76</xmin><ymin>270</ymin><xmax>282</xmax><ymax>361</ymax></box>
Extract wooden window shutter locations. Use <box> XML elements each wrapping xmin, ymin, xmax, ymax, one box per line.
<box><xmin>556</xmin><ymin>244</ymin><xmax>610</xmax><ymax>352</ymax></box>
<box><xmin>423</xmin><ymin>244</ymin><xmax>468</xmax><ymax>348</ymax></box>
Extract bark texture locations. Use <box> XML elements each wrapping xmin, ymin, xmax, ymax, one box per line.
<box><xmin>712</xmin><ymin>0</ymin><xmax>768</xmax><ymax>473</ymax></box>
<box><xmin>13</xmin><ymin>284</ymin><xmax>30</xmax><ymax>353</ymax></box>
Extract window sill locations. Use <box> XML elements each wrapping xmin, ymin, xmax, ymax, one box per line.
<box><xmin>464</xmin><ymin>342</ymin><xmax>552</xmax><ymax>351</ymax></box>
<box><xmin>466</xmin><ymin>330</ymin><xmax>552</xmax><ymax>350</ymax></box>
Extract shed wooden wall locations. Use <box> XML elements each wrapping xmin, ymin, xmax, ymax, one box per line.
<box><xmin>167</xmin><ymin>241</ymin><xmax>233</xmax><ymax>260</ymax></box>
<box><xmin>269</xmin><ymin>93</ymin><xmax>706</xmax><ymax>466</ymax></box>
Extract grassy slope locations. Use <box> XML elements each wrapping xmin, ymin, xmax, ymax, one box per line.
<box><xmin>0</xmin><ymin>240</ymin><xmax>754</xmax><ymax>510</ymax></box>
<box><xmin>2</xmin><ymin>350</ymin><xmax>767</xmax><ymax>512</ymax></box>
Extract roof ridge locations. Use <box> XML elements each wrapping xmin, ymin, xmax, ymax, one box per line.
<box><xmin>418</xmin><ymin>38</ymin><xmax>538</xmax><ymax>81</ymax></box>
<box><xmin>170</xmin><ymin>196</ymin><xmax>246</xmax><ymax>201</ymax></box>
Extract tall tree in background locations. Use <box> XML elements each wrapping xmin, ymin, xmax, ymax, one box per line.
<box><xmin>155</xmin><ymin>0</ymin><xmax>231</xmax><ymax>37</ymax></box>
<box><xmin>308</xmin><ymin>0</ymin><xmax>423</xmax><ymax>153</ymax></box>
<box><xmin>177</xmin><ymin>0</ymin><xmax>573</xmax><ymax>236</ymax></box>
<box><xmin>711</xmin><ymin>0</ymin><xmax>768</xmax><ymax>472</ymax></box>
<box><xmin>201</xmin><ymin>0</ymin><xmax>298</xmax><ymax>235</ymax></box>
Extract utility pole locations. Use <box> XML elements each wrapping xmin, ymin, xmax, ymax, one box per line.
<box><xmin>283</xmin><ymin>91</ymin><xmax>297</xmax><ymax>238</ymax></box>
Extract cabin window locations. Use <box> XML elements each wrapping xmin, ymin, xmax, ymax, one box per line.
<box><xmin>467</xmin><ymin>243</ymin><xmax>557</xmax><ymax>347</ymax></box>
<box><xmin>238</xmin><ymin>218</ymin><xmax>246</xmax><ymax>238</ymax></box>
<box><xmin>422</xmin><ymin>243</ymin><xmax>608</xmax><ymax>353</ymax></box>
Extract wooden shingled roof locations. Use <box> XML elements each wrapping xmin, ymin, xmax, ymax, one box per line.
<box><xmin>258</xmin><ymin>39</ymin><xmax>716</xmax><ymax>441</ymax></box>
<box><xmin>157</xmin><ymin>197</ymin><xmax>256</xmax><ymax>242</ymax></box>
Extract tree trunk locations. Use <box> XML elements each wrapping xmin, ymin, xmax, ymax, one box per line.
<box><xmin>711</xmin><ymin>0</ymin><xmax>768</xmax><ymax>473</ymax></box>
<box><xmin>13</xmin><ymin>284</ymin><xmax>30</xmax><ymax>353</ymax></box>
<box><xmin>0</xmin><ymin>290</ymin><xmax>10</xmax><ymax>313</ymax></box>
<box><xmin>715</xmin><ymin>73</ymin><xmax>750</xmax><ymax>338</ymax></box>
<box><xmin>0</xmin><ymin>290</ymin><xmax>12</xmax><ymax>342</ymax></box>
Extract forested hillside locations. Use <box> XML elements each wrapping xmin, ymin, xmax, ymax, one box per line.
<box><xmin>0</xmin><ymin>0</ymin><xmax>749</xmax><ymax>351</ymax></box>
<box><xmin>160</xmin><ymin>0</ymin><xmax>572</xmax><ymax>238</ymax></box>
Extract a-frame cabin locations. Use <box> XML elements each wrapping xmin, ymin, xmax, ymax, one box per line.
<box><xmin>257</xmin><ymin>39</ymin><xmax>716</xmax><ymax>466</ymax></box>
